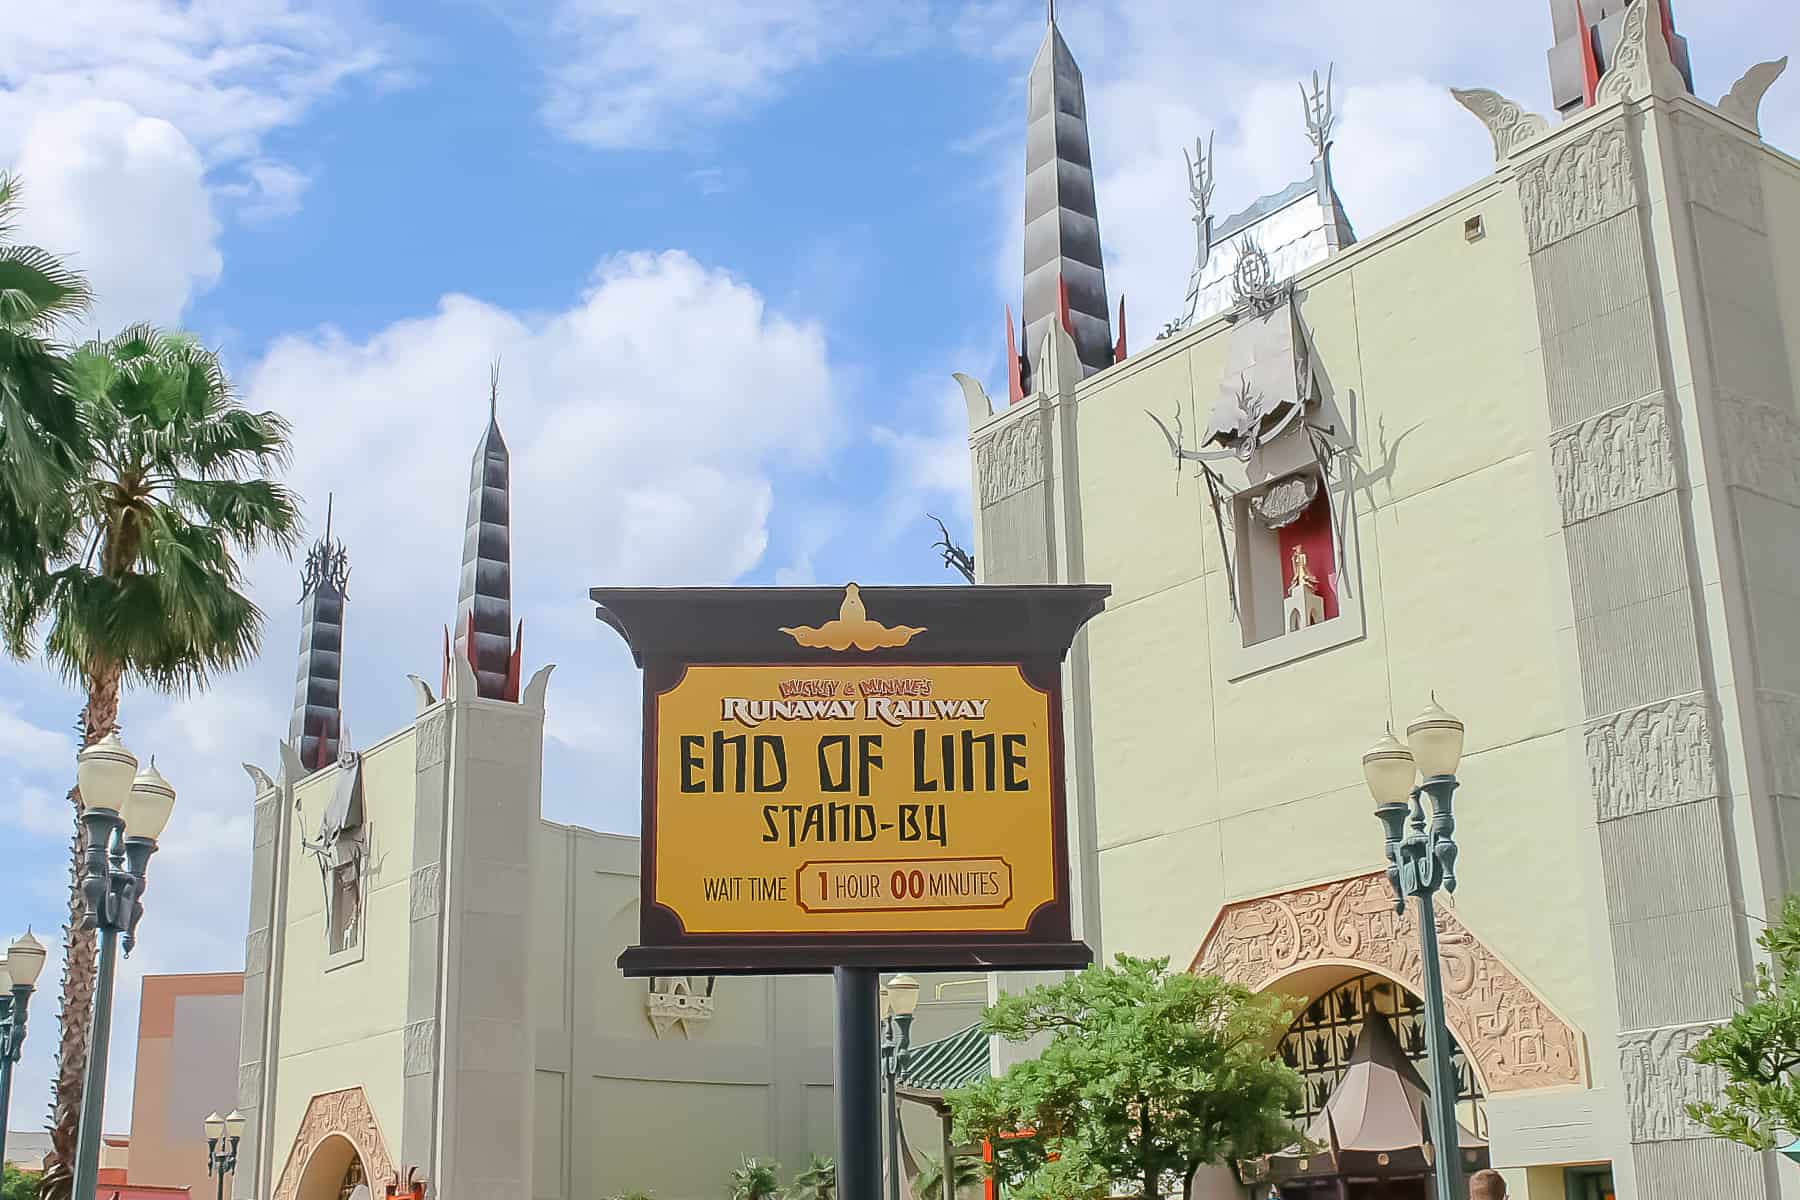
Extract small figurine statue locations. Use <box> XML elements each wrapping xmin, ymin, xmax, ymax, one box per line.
<box><xmin>1290</xmin><ymin>545</ymin><xmax>1318</xmax><ymax>594</ymax></box>
<box><xmin>1283</xmin><ymin>544</ymin><xmax>1326</xmax><ymax>633</ymax></box>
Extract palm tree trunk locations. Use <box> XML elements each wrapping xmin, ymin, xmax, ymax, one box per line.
<box><xmin>39</xmin><ymin>664</ymin><xmax>121</xmax><ymax>1200</ymax></box>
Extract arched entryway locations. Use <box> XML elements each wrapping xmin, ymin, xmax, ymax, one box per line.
<box><xmin>1274</xmin><ymin>966</ymin><xmax>1487</xmax><ymax>1139</ymax></box>
<box><xmin>1192</xmin><ymin>872</ymin><xmax>1587</xmax><ymax>1095</ymax></box>
<box><xmin>273</xmin><ymin>1087</ymin><xmax>396</xmax><ymax>1200</ymax></box>
<box><xmin>295</xmin><ymin>1133</ymin><xmax>370</xmax><ymax>1200</ymax></box>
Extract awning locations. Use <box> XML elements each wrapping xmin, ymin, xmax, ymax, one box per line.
<box><xmin>898</xmin><ymin>1022</ymin><xmax>991</xmax><ymax>1094</ymax></box>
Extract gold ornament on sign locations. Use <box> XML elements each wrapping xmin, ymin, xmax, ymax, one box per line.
<box><xmin>781</xmin><ymin>584</ymin><xmax>926</xmax><ymax>651</ymax></box>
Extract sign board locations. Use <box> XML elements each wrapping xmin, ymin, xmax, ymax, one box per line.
<box><xmin>593</xmin><ymin>583</ymin><xmax>1108</xmax><ymax>975</ymax></box>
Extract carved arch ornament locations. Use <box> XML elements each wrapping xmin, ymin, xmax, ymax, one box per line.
<box><xmin>274</xmin><ymin>1086</ymin><xmax>399</xmax><ymax>1200</ymax></box>
<box><xmin>1192</xmin><ymin>873</ymin><xmax>1588</xmax><ymax>1094</ymax></box>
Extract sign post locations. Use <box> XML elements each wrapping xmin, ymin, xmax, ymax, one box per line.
<box><xmin>594</xmin><ymin>583</ymin><xmax>1107</xmax><ymax>1198</ymax></box>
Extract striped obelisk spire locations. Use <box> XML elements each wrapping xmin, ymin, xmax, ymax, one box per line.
<box><xmin>290</xmin><ymin>496</ymin><xmax>348</xmax><ymax>772</ymax></box>
<box><xmin>451</xmin><ymin>361</ymin><xmax>521</xmax><ymax>701</ymax></box>
<box><xmin>1021</xmin><ymin>2</ymin><xmax>1113</xmax><ymax>380</ymax></box>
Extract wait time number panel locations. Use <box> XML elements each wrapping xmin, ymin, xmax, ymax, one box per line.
<box><xmin>649</xmin><ymin>663</ymin><xmax>1059</xmax><ymax>936</ymax></box>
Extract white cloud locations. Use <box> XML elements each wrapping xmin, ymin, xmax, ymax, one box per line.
<box><xmin>0</xmin><ymin>0</ymin><xmax>384</xmax><ymax>330</ymax></box>
<box><xmin>0</xmin><ymin>703</ymin><xmax>73</xmax><ymax>772</ymax></box>
<box><xmin>0</xmin><ymin>782</ymin><xmax>71</xmax><ymax>838</ymax></box>
<box><xmin>540</xmin><ymin>0</ymin><xmax>927</xmax><ymax>148</ymax></box>
<box><xmin>10</xmin><ymin>101</ymin><xmax>222</xmax><ymax>333</ymax></box>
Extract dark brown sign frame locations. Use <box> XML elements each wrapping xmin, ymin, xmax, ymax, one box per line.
<box><xmin>592</xmin><ymin>583</ymin><xmax>1109</xmax><ymax>976</ymax></box>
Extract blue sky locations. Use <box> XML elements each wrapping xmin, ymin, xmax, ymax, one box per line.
<box><xmin>1</xmin><ymin>0</ymin><xmax>1795</xmax><ymax>1139</ymax></box>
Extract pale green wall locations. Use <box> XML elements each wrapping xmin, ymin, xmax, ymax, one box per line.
<box><xmin>1070</xmin><ymin>176</ymin><xmax>1608</xmax><ymax>1058</ymax></box>
<box><xmin>268</xmin><ymin>726</ymin><xmax>417</xmax><ymax>1181</ymax></box>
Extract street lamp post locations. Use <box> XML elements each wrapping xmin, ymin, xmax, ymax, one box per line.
<box><xmin>0</xmin><ymin>931</ymin><xmax>49</xmax><ymax>1171</ymax></box>
<box><xmin>204</xmin><ymin>1109</ymin><xmax>245</xmax><ymax>1200</ymax></box>
<box><xmin>70</xmin><ymin>731</ymin><xmax>177</xmax><ymax>1200</ymax></box>
<box><xmin>1362</xmin><ymin>697</ymin><xmax>1468</xmax><ymax>1200</ymax></box>
<box><xmin>881</xmin><ymin>975</ymin><xmax>920</xmax><ymax>1200</ymax></box>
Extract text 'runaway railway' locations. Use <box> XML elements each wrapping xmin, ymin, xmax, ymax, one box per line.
<box><xmin>592</xmin><ymin>582</ymin><xmax>1107</xmax><ymax>974</ymax></box>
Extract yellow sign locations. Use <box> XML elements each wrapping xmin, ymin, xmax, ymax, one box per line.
<box><xmin>650</xmin><ymin>663</ymin><xmax>1058</xmax><ymax>935</ymax></box>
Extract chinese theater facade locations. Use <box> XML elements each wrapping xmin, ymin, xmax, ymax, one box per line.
<box><xmin>962</xmin><ymin>3</ymin><xmax>1800</xmax><ymax>1199</ymax></box>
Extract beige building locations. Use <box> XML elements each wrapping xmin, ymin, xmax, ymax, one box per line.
<box><xmin>127</xmin><ymin>972</ymin><xmax>245</xmax><ymax>1195</ymax></box>
<box><xmin>232</xmin><ymin>404</ymin><xmax>984</xmax><ymax>1200</ymax></box>
<box><xmin>960</xmin><ymin>3</ymin><xmax>1800</xmax><ymax>1198</ymax></box>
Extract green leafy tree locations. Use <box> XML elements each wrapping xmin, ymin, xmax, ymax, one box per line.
<box><xmin>951</xmin><ymin>956</ymin><xmax>1302</xmax><ymax>1200</ymax></box>
<box><xmin>914</xmin><ymin>1150</ymin><xmax>984</xmax><ymax>1200</ymax></box>
<box><xmin>0</xmin><ymin>323</ymin><xmax>299</xmax><ymax>1198</ymax></box>
<box><xmin>1688</xmin><ymin>894</ymin><xmax>1800</xmax><ymax>1149</ymax></box>
<box><xmin>2</xmin><ymin>1163</ymin><xmax>44</xmax><ymax>1200</ymax></box>
<box><xmin>730</xmin><ymin>1156</ymin><xmax>782</xmax><ymax>1200</ymax></box>
<box><xmin>786</xmin><ymin>1153</ymin><xmax>837</xmax><ymax>1200</ymax></box>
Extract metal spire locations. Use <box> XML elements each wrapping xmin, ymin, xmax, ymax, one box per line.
<box><xmin>452</xmin><ymin>361</ymin><xmax>521</xmax><ymax>701</ymax></box>
<box><xmin>291</xmin><ymin>495</ymin><xmax>349</xmax><ymax>773</ymax></box>
<box><xmin>1021</xmin><ymin>5</ymin><xmax>1114</xmax><ymax>380</ymax></box>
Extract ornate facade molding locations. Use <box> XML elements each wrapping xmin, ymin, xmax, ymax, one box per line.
<box><xmin>1594</xmin><ymin>0</ymin><xmax>1688</xmax><ymax>108</ymax></box>
<box><xmin>1549</xmin><ymin>397</ymin><xmax>1677</xmax><ymax>526</ymax></box>
<box><xmin>273</xmin><ymin>1086</ymin><xmax>397</xmax><ymax>1200</ymax></box>
<box><xmin>647</xmin><ymin>976</ymin><xmax>716</xmax><ymax>1038</ymax></box>
<box><xmin>973</xmin><ymin>413</ymin><xmax>1045</xmax><ymax>506</ymax></box>
<box><xmin>254</xmin><ymin>797</ymin><xmax>276</xmax><ymax>848</ymax></box>
<box><xmin>1718</xmin><ymin>57</ymin><xmax>1788</xmax><ymax>137</ymax></box>
<box><xmin>245</xmin><ymin>928</ymin><xmax>270</xmax><ymax>977</ymax></box>
<box><xmin>415</xmin><ymin>709</ymin><xmax>449</xmax><ymax>769</ymax></box>
<box><xmin>1451</xmin><ymin>87</ymin><xmax>1551</xmax><ymax>162</ymax></box>
<box><xmin>1619</xmin><ymin>1023</ymin><xmax>1725</xmax><ymax>1142</ymax></box>
<box><xmin>238</xmin><ymin>1062</ymin><xmax>263</xmax><ymax>1111</ymax></box>
<box><xmin>409</xmin><ymin>864</ymin><xmax>442</xmax><ymax>921</ymax></box>
<box><xmin>1718</xmin><ymin>395</ymin><xmax>1800</xmax><ymax>505</ymax></box>
<box><xmin>1518</xmin><ymin>124</ymin><xmax>1637</xmax><ymax>252</ymax></box>
<box><xmin>1193</xmin><ymin>873</ymin><xmax>1587</xmax><ymax>1093</ymax></box>
<box><xmin>1758</xmin><ymin>690</ymin><xmax>1800</xmax><ymax>797</ymax></box>
<box><xmin>1675</xmin><ymin>117</ymin><xmax>1767</xmax><ymax>233</ymax></box>
<box><xmin>403</xmin><ymin>1018</ymin><xmax>437</xmax><ymax>1078</ymax></box>
<box><xmin>1586</xmin><ymin>694</ymin><xmax>1719</xmax><ymax>822</ymax></box>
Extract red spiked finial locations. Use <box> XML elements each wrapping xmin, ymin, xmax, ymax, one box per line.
<box><xmin>503</xmin><ymin>621</ymin><xmax>523</xmax><ymax>703</ymax></box>
<box><xmin>1005</xmin><ymin>304</ymin><xmax>1025</xmax><ymax>405</ymax></box>
<box><xmin>1660</xmin><ymin>0</ymin><xmax>1678</xmax><ymax>58</ymax></box>
<box><xmin>1113</xmin><ymin>294</ymin><xmax>1127</xmax><ymax>364</ymax></box>
<box><xmin>1056</xmin><ymin>274</ymin><xmax>1075</xmax><ymax>337</ymax></box>
<box><xmin>441</xmin><ymin>625</ymin><xmax>451</xmax><ymax>700</ymax></box>
<box><xmin>1575</xmin><ymin>0</ymin><xmax>1600</xmax><ymax>107</ymax></box>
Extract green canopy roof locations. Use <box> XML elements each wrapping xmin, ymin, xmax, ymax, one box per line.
<box><xmin>898</xmin><ymin>1022</ymin><xmax>991</xmax><ymax>1093</ymax></box>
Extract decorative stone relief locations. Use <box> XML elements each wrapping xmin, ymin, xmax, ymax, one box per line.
<box><xmin>1718</xmin><ymin>57</ymin><xmax>1789</xmax><ymax>136</ymax></box>
<box><xmin>409</xmin><ymin>863</ymin><xmax>442</xmax><ymax>921</ymax></box>
<box><xmin>1719</xmin><ymin>397</ymin><xmax>1800</xmax><ymax>504</ymax></box>
<box><xmin>238</xmin><ymin>1062</ymin><xmax>262</xmax><ymax>1111</ymax></box>
<box><xmin>1594</xmin><ymin>0</ymin><xmax>1688</xmax><ymax>107</ymax></box>
<box><xmin>253</xmin><ymin>798</ymin><xmax>276</xmax><ymax>848</ymax></box>
<box><xmin>244</xmin><ymin>928</ymin><xmax>270</xmax><ymax>977</ymax></box>
<box><xmin>1718</xmin><ymin>395</ymin><xmax>1800</xmax><ymax>498</ymax></box>
<box><xmin>974</xmin><ymin>414</ymin><xmax>1044</xmax><ymax>506</ymax></box>
<box><xmin>648</xmin><ymin>976</ymin><xmax>716</xmax><ymax>1038</ymax></box>
<box><xmin>1450</xmin><ymin>87</ymin><xmax>1551</xmax><ymax>161</ymax></box>
<box><xmin>1518</xmin><ymin>125</ymin><xmax>1635</xmax><ymax>252</ymax></box>
<box><xmin>1758</xmin><ymin>691</ymin><xmax>1800</xmax><ymax>796</ymax></box>
<box><xmin>1675</xmin><ymin>118</ymin><xmax>1766</xmax><ymax>233</ymax></box>
<box><xmin>1193</xmin><ymin>873</ymin><xmax>1587</xmax><ymax>1092</ymax></box>
<box><xmin>415</xmin><ymin>709</ymin><xmax>449</xmax><ymax>769</ymax></box>
<box><xmin>1549</xmin><ymin>398</ymin><xmax>1676</xmax><ymax>526</ymax></box>
<box><xmin>1586</xmin><ymin>695</ymin><xmax>1719</xmax><ymax>821</ymax></box>
<box><xmin>272</xmin><ymin>1087</ymin><xmax>397</xmax><ymax>1200</ymax></box>
<box><xmin>1619</xmin><ymin>1023</ymin><xmax>1724</xmax><ymax>1142</ymax></box>
<box><xmin>403</xmin><ymin>1018</ymin><xmax>436</xmax><ymax>1077</ymax></box>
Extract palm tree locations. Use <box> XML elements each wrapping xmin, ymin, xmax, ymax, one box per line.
<box><xmin>730</xmin><ymin>1156</ymin><xmax>782</xmax><ymax>1200</ymax></box>
<box><xmin>787</xmin><ymin>1153</ymin><xmax>837</xmax><ymax>1200</ymax></box>
<box><xmin>914</xmin><ymin>1152</ymin><xmax>985</xmax><ymax>1200</ymax></box>
<box><xmin>0</xmin><ymin>322</ymin><xmax>299</xmax><ymax>1199</ymax></box>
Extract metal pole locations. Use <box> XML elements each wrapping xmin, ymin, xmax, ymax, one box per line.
<box><xmin>0</xmin><ymin>1033</ymin><xmax>14</xmax><ymax>1173</ymax></box>
<box><xmin>886</xmin><ymin>1024</ymin><xmax>903</xmax><ymax>1200</ymax></box>
<box><xmin>1415</xmin><ymin>888</ymin><xmax>1465</xmax><ymax>1200</ymax></box>
<box><xmin>71</xmin><ymin>925</ymin><xmax>120</xmax><ymax>1200</ymax></box>
<box><xmin>836</xmin><ymin>967</ymin><xmax>881</xmax><ymax>1200</ymax></box>
<box><xmin>939</xmin><ymin>1111</ymin><xmax>955</xmax><ymax>1200</ymax></box>
<box><xmin>216</xmin><ymin>1150</ymin><xmax>226</xmax><ymax>1200</ymax></box>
